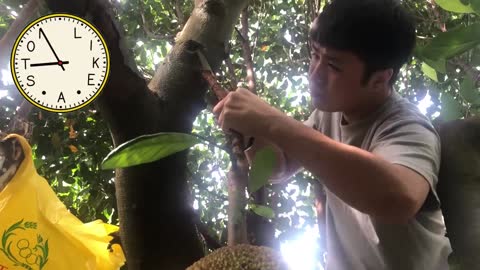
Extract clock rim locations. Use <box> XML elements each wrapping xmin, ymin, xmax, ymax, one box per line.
<box><xmin>10</xmin><ymin>13</ymin><xmax>111</xmax><ymax>113</ymax></box>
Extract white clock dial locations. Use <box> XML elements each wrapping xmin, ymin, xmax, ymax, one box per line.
<box><xmin>11</xmin><ymin>13</ymin><xmax>110</xmax><ymax>112</ymax></box>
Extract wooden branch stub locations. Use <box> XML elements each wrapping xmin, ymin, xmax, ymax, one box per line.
<box><xmin>201</xmin><ymin>71</ymin><xmax>228</xmax><ymax>101</ymax></box>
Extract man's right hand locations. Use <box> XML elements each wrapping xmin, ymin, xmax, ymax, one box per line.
<box><xmin>212</xmin><ymin>88</ymin><xmax>286</xmax><ymax>139</ymax></box>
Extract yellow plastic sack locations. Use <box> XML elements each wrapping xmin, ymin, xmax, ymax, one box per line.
<box><xmin>0</xmin><ymin>134</ymin><xmax>125</xmax><ymax>270</ymax></box>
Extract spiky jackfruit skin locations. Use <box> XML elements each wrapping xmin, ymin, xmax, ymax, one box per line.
<box><xmin>186</xmin><ymin>244</ymin><xmax>289</xmax><ymax>270</ymax></box>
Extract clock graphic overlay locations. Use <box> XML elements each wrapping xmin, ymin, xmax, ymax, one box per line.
<box><xmin>10</xmin><ymin>13</ymin><xmax>110</xmax><ymax>112</ymax></box>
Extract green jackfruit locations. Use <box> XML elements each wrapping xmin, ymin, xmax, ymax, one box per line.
<box><xmin>186</xmin><ymin>244</ymin><xmax>289</xmax><ymax>270</ymax></box>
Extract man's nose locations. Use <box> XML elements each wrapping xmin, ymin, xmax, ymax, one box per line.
<box><xmin>309</xmin><ymin>60</ymin><xmax>326</xmax><ymax>81</ymax></box>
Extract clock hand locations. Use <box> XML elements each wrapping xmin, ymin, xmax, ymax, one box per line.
<box><xmin>30</xmin><ymin>61</ymin><xmax>70</xmax><ymax>67</ymax></box>
<box><xmin>39</xmin><ymin>28</ymin><xmax>65</xmax><ymax>71</ymax></box>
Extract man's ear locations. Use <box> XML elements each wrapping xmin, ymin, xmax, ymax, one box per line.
<box><xmin>367</xmin><ymin>68</ymin><xmax>393</xmax><ymax>92</ymax></box>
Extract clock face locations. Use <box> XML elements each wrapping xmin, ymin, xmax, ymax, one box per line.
<box><xmin>10</xmin><ymin>13</ymin><xmax>110</xmax><ymax>112</ymax></box>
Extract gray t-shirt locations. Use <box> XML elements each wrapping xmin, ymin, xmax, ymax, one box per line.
<box><xmin>304</xmin><ymin>91</ymin><xmax>452</xmax><ymax>270</ymax></box>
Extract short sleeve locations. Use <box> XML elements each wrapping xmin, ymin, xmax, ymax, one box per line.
<box><xmin>370</xmin><ymin>120</ymin><xmax>441</xmax><ymax>210</ymax></box>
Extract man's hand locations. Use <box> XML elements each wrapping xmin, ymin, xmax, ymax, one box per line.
<box><xmin>212</xmin><ymin>88</ymin><xmax>284</xmax><ymax>137</ymax></box>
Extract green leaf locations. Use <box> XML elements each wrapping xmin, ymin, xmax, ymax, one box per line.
<box><xmin>472</xmin><ymin>50</ymin><xmax>480</xmax><ymax>66</ymax></box>
<box><xmin>460</xmin><ymin>76</ymin><xmax>480</xmax><ymax>104</ymax></box>
<box><xmin>424</xmin><ymin>58</ymin><xmax>447</xmax><ymax>74</ymax></box>
<box><xmin>472</xmin><ymin>0</ymin><xmax>480</xmax><ymax>14</ymax></box>
<box><xmin>435</xmin><ymin>0</ymin><xmax>475</xmax><ymax>13</ymax></box>
<box><xmin>414</xmin><ymin>46</ymin><xmax>446</xmax><ymax>73</ymax></box>
<box><xmin>441</xmin><ymin>93</ymin><xmax>463</xmax><ymax>121</ymax></box>
<box><xmin>248</xmin><ymin>146</ymin><xmax>277</xmax><ymax>193</ymax></box>
<box><xmin>160</xmin><ymin>44</ymin><xmax>167</xmax><ymax>57</ymax></box>
<box><xmin>421</xmin><ymin>63</ymin><xmax>439</xmax><ymax>82</ymax></box>
<box><xmin>249</xmin><ymin>203</ymin><xmax>275</xmax><ymax>219</ymax></box>
<box><xmin>422</xmin><ymin>23</ymin><xmax>480</xmax><ymax>60</ymax></box>
<box><xmin>33</xmin><ymin>158</ymin><xmax>45</xmax><ymax>170</ymax></box>
<box><xmin>101</xmin><ymin>133</ymin><xmax>204</xmax><ymax>169</ymax></box>
<box><xmin>257</xmin><ymin>56</ymin><xmax>264</xmax><ymax>68</ymax></box>
<box><xmin>140</xmin><ymin>49</ymin><xmax>147</xmax><ymax>63</ymax></box>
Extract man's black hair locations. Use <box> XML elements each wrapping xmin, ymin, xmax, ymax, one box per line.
<box><xmin>310</xmin><ymin>0</ymin><xmax>416</xmax><ymax>86</ymax></box>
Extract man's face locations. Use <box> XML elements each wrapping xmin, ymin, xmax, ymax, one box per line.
<box><xmin>308</xmin><ymin>42</ymin><xmax>367</xmax><ymax>112</ymax></box>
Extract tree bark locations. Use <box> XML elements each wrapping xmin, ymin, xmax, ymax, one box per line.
<box><xmin>227</xmin><ymin>169</ymin><xmax>249</xmax><ymax>246</ymax></box>
<box><xmin>313</xmin><ymin>180</ymin><xmax>327</xmax><ymax>267</ymax></box>
<box><xmin>0</xmin><ymin>0</ymin><xmax>42</xmax><ymax>69</ymax></box>
<box><xmin>43</xmin><ymin>0</ymin><xmax>247</xmax><ymax>269</ymax></box>
<box><xmin>435</xmin><ymin>117</ymin><xmax>480</xmax><ymax>269</ymax></box>
<box><xmin>240</xmin><ymin>7</ymin><xmax>256</xmax><ymax>94</ymax></box>
<box><xmin>247</xmin><ymin>187</ymin><xmax>279</xmax><ymax>249</ymax></box>
<box><xmin>198</xmin><ymin>55</ymin><xmax>250</xmax><ymax>246</ymax></box>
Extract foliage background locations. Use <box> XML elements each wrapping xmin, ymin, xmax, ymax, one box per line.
<box><xmin>0</xmin><ymin>0</ymin><xmax>479</xmax><ymax>264</ymax></box>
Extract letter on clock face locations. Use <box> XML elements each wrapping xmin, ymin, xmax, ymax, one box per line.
<box><xmin>27</xmin><ymin>41</ymin><xmax>35</xmax><ymax>52</ymax></box>
<box><xmin>93</xmin><ymin>57</ymin><xmax>99</xmax><ymax>69</ymax></box>
<box><xmin>88</xmin><ymin>74</ymin><xmax>95</xmax><ymax>86</ymax></box>
<box><xmin>74</xmin><ymin>27</ymin><xmax>81</xmax><ymax>39</ymax></box>
<box><xmin>27</xmin><ymin>75</ymin><xmax>35</xmax><ymax>86</ymax></box>
<box><xmin>58</xmin><ymin>92</ymin><xmax>65</xmax><ymax>103</ymax></box>
<box><xmin>21</xmin><ymin>58</ymin><xmax>30</xmax><ymax>69</ymax></box>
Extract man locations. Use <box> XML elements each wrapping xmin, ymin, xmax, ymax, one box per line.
<box><xmin>213</xmin><ymin>0</ymin><xmax>452</xmax><ymax>269</ymax></box>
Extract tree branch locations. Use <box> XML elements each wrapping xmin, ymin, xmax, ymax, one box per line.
<box><xmin>175</xmin><ymin>0</ymin><xmax>185</xmax><ymax>25</ymax></box>
<box><xmin>193</xmin><ymin>211</ymin><xmax>223</xmax><ymax>250</ymax></box>
<box><xmin>192</xmin><ymin>133</ymin><xmax>231</xmax><ymax>153</ymax></box>
<box><xmin>450</xmin><ymin>58</ymin><xmax>480</xmax><ymax>87</ymax></box>
<box><xmin>139</xmin><ymin>0</ymin><xmax>152</xmax><ymax>35</ymax></box>
<box><xmin>428</xmin><ymin>0</ymin><xmax>446</xmax><ymax>32</ymax></box>
<box><xmin>240</xmin><ymin>7</ymin><xmax>256</xmax><ymax>94</ymax></box>
<box><xmin>313</xmin><ymin>180</ymin><xmax>327</xmax><ymax>268</ymax></box>
<box><xmin>313</xmin><ymin>0</ymin><xmax>318</xmax><ymax>21</ymax></box>
<box><xmin>225</xmin><ymin>44</ymin><xmax>238</xmax><ymax>89</ymax></box>
<box><xmin>197</xmin><ymin>49</ymin><xmax>249</xmax><ymax>245</ymax></box>
<box><xmin>7</xmin><ymin>100</ymin><xmax>34</xmax><ymax>140</ymax></box>
<box><xmin>0</xmin><ymin>0</ymin><xmax>41</xmax><ymax>68</ymax></box>
<box><xmin>139</xmin><ymin>0</ymin><xmax>175</xmax><ymax>42</ymax></box>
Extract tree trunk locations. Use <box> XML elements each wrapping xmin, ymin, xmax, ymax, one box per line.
<box><xmin>247</xmin><ymin>187</ymin><xmax>279</xmax><ymax>250</ymax></box>
<box><xmin>313</xmin><ymin>180</ymin><xmax>327</xmax><ymax>267</ymax></box>
<box><xmin>43</xmin><ymin>0</ymin><xmax>247</xmax><ymax>269</ymax></box>
<box><xmin>227</xmin><ymin>169</ymin><xmax>249</xmax><ymax>246</ymax></box>
<box><xmin>435</xmin><ymin>117</ymin><xmax>480</xmax><ymax>269</ymax></box>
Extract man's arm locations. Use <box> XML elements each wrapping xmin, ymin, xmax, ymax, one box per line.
<box><xmin>264</xmin><ymin>114</ymin><xmax>430</xmax><ymax>224</ymax></box>
<box><xmin>212</xmin><ymin>88</ymin><xmax>431</xmax><ymax>224</ymax></box>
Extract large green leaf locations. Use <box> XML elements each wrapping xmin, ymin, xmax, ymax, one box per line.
<box><xmin>249</xmin><ymin>203</ymin><xmax>275</xmax><ymax>219</ymax></box>
<box><xmin>472</xmin><ymin>50</ymin><xmax>480</xmax><ymax>66</ymax></box>
<box><xmin>424</xmin><ymin>58</ymin><xmax>447</xmax><ymax>74</ymax></box>
<box><xmin>422</xmin><ymin>23</ymin><xmax>480</xmax><ymax>60</ymax></box>
<box><xmin>460</xmin><ymin>76</ymin><xmax>480</xmax><ymax>104</ymax></box>
<box><xmin>414</xmin><ymin>46</ymin><xmax>447</xmax><ymax>73</ymax></box>
<box><xmin>421</xmin><ymin>63</ymin><xmax>439</xmax><ymax>82</ymax></box>
<box><xmin>435</xmin><ymin>0</ymin><xmax>475</xmax><ymax>13</ymax></box>
<box><xmin>101</xmin><ymin>133</ymin><xmax>204</xmax><ymax>169</ymax></box>
<box><xmin>472</xmin><ymin>0</ymin><xmax>480</xmax><ymax>14</ymax></box>
<box><xmin>248</xmin><ymin>146</ymin><xmax>277</xmax><ymax>193</ymax></box>
<box><xmin>441</xmin><ymin>93</ymin><xmax>464</xmax><ymax>121</ymax></box>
